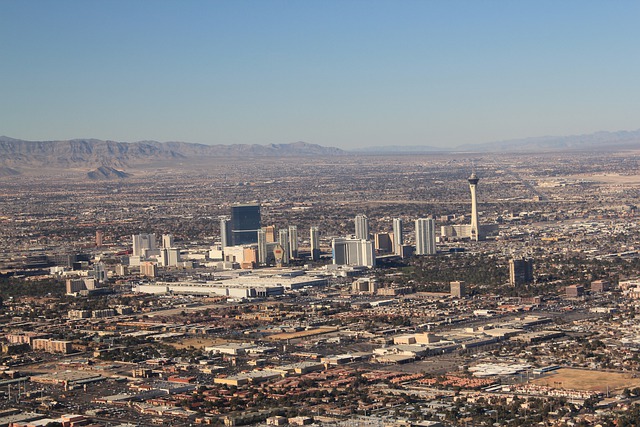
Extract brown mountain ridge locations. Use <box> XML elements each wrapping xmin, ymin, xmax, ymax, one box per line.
<box><xmin>0</xmin><ymin>137</ymin><xmax>346</xmax><ymax>176</ymax></box>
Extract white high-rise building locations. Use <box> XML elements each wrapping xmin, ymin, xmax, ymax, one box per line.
<box><xmin>310</xmin><ymin>226</ymin><xmax>320</xmax><ymax>261</ymax></box>
<box><xmin>162</xmin><ymin>234</ymin><xmax>174</xmax><ymax>249</ymax></box>
<box><xmin>468</xmin><ymin>173</ymin><xmax>480</xmax><ymax>241</ymax></box>
<box><xmin>158</xmin><ymin>249</ymin><xmax>168</xmax><ymax>267</ymax></box>
<box><xmin>278</xmin><ymin>229</ymin><xmax>290</xmax><ymax>264</ymax></box>
<box><xmin>159</xmin><ymin>248</ymin><xmax>181</xmax><ymax>267</ymax></box>
<box><xmin>392</xmin><ymin>218</ymin><xmax>403</xmax><ymax>255</ymax></box>
<box><xmin>288</xmin><ymin>225</ymin><xmax>298</xmax><ymax>259</ymax></box>
<box><xmin>168</xmin><ymin>248</ymin><xmax>180</xmax><ymax>266</ymax></box>
<box><xmin>257</xmin><ymin>229</ymin><xmax>267</xmax><ymax>265</ymax></box>
<box><xmin>132</xmin><ymin>234</ymin><xmax>156</xmax><ymax>257</ymax></box>
<box><xmin>332</xmin><ymin>238</ymin><xmax>376</xmax><ymax>267</ymax></box>
<box><xmin>415</xmin><ymin>218</ymin><xmax>436</xmax><ymax>255</ymax></box>
<box><xmin>355</xmin><ymin>215</ymin><xmax>370</xmax><ymax>240</ymax></box>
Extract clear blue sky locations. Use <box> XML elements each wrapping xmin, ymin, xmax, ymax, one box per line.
<box><xmin>1</xmin><ymin>0</ymin><xmax>639</xmax><ymax>149</ymax></box>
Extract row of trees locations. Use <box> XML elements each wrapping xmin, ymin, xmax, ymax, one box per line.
<box><xmin>0</xmin><ymin>276</ymin><xmax>66</xmax><ymax>298</ymax></box>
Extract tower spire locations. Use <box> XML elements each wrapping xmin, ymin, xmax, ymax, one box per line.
<box><xmin>468</xmin><ymin>171</ymin><xmax>480</xmax><ymax>241</ymax></box>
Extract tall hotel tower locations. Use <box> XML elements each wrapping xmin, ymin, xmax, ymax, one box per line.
<box><xmin>392</xmin><ymin>218</ymin><xmax>403</xmax><ymax>255</ymax></box>
<box><xmin>415</xmin><ymin>218</ymin><xmax>436</xmax><ymax>255</ymax></box>
<box><xmin>310</xmin><ymin>226</ymin><xmax>320</xmax><ymax>261</ymax></box>
<box><xmin>132</xmin><ymin>234</ymin><xmax>156</xmax><ymax>257</ymax></box>
<box><xmin>332</xmin><ymin>238</ymin><xmax>376</xmax><ymax>267</ymax></box>
<box><xmin>355</xmin><ymin>215</ymin><xmax>370</xmax><ymax>240</ymax></box>
<box><xmin>220</xmin><ymin>217</ymin><xmax>232</xmax><ymax>248</ymax></box>
<box><xmin>288</xmin><ymin>225</ymin><xmax>298</xmax><ymax>259</ymax></box>
<box><xmin>162</xmin><ymin>234</ymin><xmax>174</xmax><ymax>249</ymax></box>
<box><xmin>278</xmin><ymin>228</ymin><xmax>290</xmax><ymax>264</ymax></box>
<box><xmin>468</xmin><ymin>172</ymin><xmax>480</xmax><ymax>242</ymax></box>
<box><xmin>230</xmin><ymin>204</ymin><xmax>261</xmax><ymax>245</ymax></box>
<box><xmin>257</xmin><ymin>229</ymin><xmax>267</xmax><ymax>265</ymax></box>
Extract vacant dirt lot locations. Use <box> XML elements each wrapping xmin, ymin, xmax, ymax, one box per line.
<box><xmin>563</xmin><ymin>174</ymin><xmax>640</xmax><ymax>184</ymax></box>
<box><xmin>531</xmin><ymin>368</ymin><xmax>640</xmax><ymax>393</ymax></box>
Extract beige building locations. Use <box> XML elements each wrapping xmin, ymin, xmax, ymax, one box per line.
<box><xmin>265</xmin><ymin>225</ymin><xmax>277</xmax><ymax>243</ymax></box>
<box><xmin>266</xmin><ymin>416</ymin><xmax>287</xmax><ymax>426</ymax></box>
<box><xmin>32</xmin><ymin>338</ymin><xmax>73</xmax><ymax>354</ymax></box>
<box><xmin>352</xmin><ymin>277</ymin><xmax>378</xmax><ymax>294</ymax></box>
<box><xmin>450</xmin><ymin>281</ymin><xmax>467</xmax><ymax>298</ymax></box>
<box><xmin>377</xmin><ymin>286</ymin><xmax>412</xmax><ymax>296</ymax></box>
<box><xmin>68</xmin><ymin>310</ymin><xmax>91</xmax><ymax>320</ymax></box>
<box><xmin>591</xmin><ymin>279</ymin><xmax>610</xmax><ymax>293</ymax></box>
<box><xmin>566</xmin><ymin>284</ymin><xmax>584</xmax><ymax>298</ymax></box>
<box><xmin>7</xmin><ymin>332</ymin><xmax>49</xmax><ymax>345</ymax></box>
<box><xmin>242</xmin><ymin>247</ymin><xmax>258</xmax><ymax>269</ymax></box>
<box><xmin>140</xmin><ymin>261</ymin><xmax>158</xmax><ymax>277</ymax></box>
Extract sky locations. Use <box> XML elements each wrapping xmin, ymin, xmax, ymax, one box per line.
<box><xmin>1</xmin><ymin>1</ymin><xmax>639</xmax><ymax>150</ymax></box>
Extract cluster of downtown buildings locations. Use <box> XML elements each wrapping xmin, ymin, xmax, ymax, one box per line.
<box><xmin>200</xmin><ymin>173</ymin><xmax>493</xmax><ymax>270</ymax></box>
<box><xmin>118</xmin><ymin>172</ymin><xmax>535</xmax><ymax>302</ymax></box>
<box><xmin>216</xmin><ymin>206</ymin><xmax>437</xmax><ymax>269</ymax></box>
<box><xmin>55</xmin><ymin>172</ymin><xmax>533</xmax><ymax>300</ymax></box>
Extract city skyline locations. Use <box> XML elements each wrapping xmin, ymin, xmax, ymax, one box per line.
<box><xmin>2</xmin><ymin>1</ymin><xmax>639</xmax><ymax>149</ymax></box>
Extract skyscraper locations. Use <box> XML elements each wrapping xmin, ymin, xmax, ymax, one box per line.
<box><xmin>231</xmin><ymin>204</ymin><xmax>261</xmax><ymax>245</ymax></box>
<box><xmin>310</xmin><ymin>226</ymin><xmax>320</xmax><ymax>261</ymax></box>
<box><xmin>392</xmin><ymin>218</ymin><xmax>403</xmax><ymax>255</ymax></box>
<box><xmin>415</xmin><ymin>218</ymin><xmax>436</xmax><ymax>255</ymax></box>
<box><xmin>257</xmin><ymin>229</ymin><xmax>267</xmax><ymax>265</ymax></box>
<box><xmin>132</xmin><ymin>233</ymin><xmax>156</xmax><ymax>257</ymax></box>
<box><xmin>374</xmin><ymin>233</ymin><xmax>392</xmax><ymax>253</ymax></box>
<box><xmin>509</xmin><ymin>258</ymin><xmax>534</xmax><ymax>286</ymax></box>
<box><xmin>162</xmin><ymin>234</ymin><xmax>174</xmax><ymax>249</ymax></box>
<box><xmin>355</xmin><ymin>215</ymin><xmax>369</xmax><ymax>240</ymax></box>
<box><xmin>468</xmin><ymin>173</ymin><xmax>480</xmax><ymax>242</ymax></box>
<box><xmin>159</xmin><ymin>248</ymin><xmax>180</xmax><ymax>267</ymax></box>
<box><xmin>288</xmin><ymin>225</ymin><xmax>298</xmax><ymax>259</ymax></box>
<box><xmin>220</xmin><ymin>217</ymin><xmax>232</xmax><ymax>248</ymax></box>
<box><xmin>278</xmin><ymin>228</ymin><xmax>289</xmax><ymax>264</ymax></box>
<box><xmin>95</xmin><ymin>230</ymin><xmax>103</xmax><ymax>247</ymax></box>
<box><xmin>332</xmin><ymin>238</ymin><xmax>376</xmax><ymax>267</ymax></box>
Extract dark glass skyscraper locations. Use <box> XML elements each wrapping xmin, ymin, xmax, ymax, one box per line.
<box><xmin>231</xmin><ymin>204</ymin><xmax>261</xmax><ymax>245</ymax></box>
<box><xmin>509</xmin><ymin>257</ymin><xmax>534</xmax><ymax>286</ymax></box>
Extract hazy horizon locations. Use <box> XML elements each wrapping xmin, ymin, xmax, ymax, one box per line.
<box><xmin>3</xmin><ymin>127</ymin><xmax>640</xmax><ymax>152</ymax></box>
<box><xmin>2</xmin><ymin>1</ymin><xmax>639</xmax><ymax>150</ymax></box>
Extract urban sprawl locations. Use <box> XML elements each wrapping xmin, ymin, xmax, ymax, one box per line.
<box><xmin>2</xmin><ymin>153</ymin><xmax>640</xmax><ymax>427</ymax></box>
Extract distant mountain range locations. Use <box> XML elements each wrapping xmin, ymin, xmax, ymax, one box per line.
<box><xmin>1</xmin><ymin>129</ymin><xmax>639</xmax><ymax>178</ymax></box>
<box><xmin>355</xmin><ymin>129</ymin><xmax>640</xmax><ymax>153</ymax></box>
<box><xmin>0</xmin><ymin>137</ymin><xmax>345</xmax><ymax>177</ymax></box>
